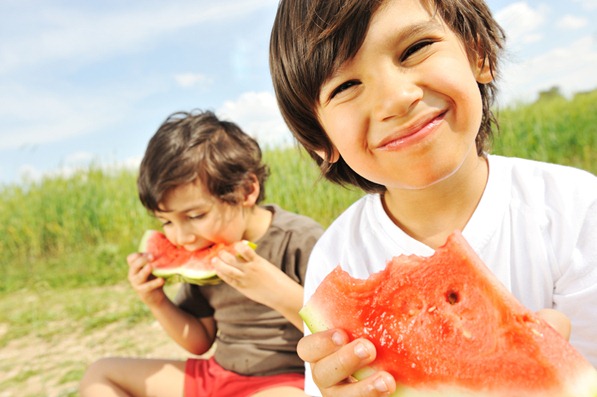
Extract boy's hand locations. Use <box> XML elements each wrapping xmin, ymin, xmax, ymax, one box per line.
<box><xmin>297</xmin><ymin>329</ymin><xmax>396</xmax><ymax>397</ymax></box>
<box><xmin>126</xmin><ymin>252</ymin><xmax>167</xmax><ymax>306</ymax></box>
<box><xmin>212</xmin><ymin>242</ymin><xmax>287</xmax><ymax>306</ymax></box>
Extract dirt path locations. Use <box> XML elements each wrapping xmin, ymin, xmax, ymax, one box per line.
<box><xmin>0</xmin><ymin>285</ymin><xmax>190</xmax><ymax>397</ymax></box>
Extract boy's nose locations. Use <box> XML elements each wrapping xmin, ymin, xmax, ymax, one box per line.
<box><xmin>174</xmin><ymin>225</ymin><xmax>196</xmax><ymax>248</ymax></box>
<box><xmin>372</xmin><ymin>69</ymin><xmax>422</xmax><ymax>121</ymax></box>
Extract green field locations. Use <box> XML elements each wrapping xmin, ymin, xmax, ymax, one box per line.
<box><xmin>0</xmin><ymin>89</ymin><xmax>596</xmax><ymax>395</ymax></box>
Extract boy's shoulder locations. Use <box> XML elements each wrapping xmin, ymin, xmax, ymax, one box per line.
<box><xmin>491</xmin><ymin>155</ymin><xmax>597</xmax><ymax>190</ymax></box>
<box><xmin>489</xmin><ymin>154</ymin><xmax>597</xmax><ymax>213</ymax></box>
<box><xmin>265</xmin><ymin>204</ymin><xmax>325</xmax><ymax>233</ymax></box>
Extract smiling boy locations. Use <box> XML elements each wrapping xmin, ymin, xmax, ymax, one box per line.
<box><xmin>270</xmin><ymin>0</ymin><xmax>597</xmax><ymax>396</ymax></box>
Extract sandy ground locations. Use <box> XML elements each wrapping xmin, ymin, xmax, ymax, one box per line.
<box><xmin>0</xmin><ymin>285</ymin><xmax>191</xmax><ymax>397</ymax></box>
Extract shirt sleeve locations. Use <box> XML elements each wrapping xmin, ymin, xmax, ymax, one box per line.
<box><xmin>172</xmin><ymin>283</ymin><xmax>215</xmax><ymax>318</ymax></box>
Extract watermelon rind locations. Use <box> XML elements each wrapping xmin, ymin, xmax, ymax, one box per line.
<box><xmin>139</xmin><ymin>230</ymin><xmax>256</xmax><ymax>286</ymax></box>
<box><xmin>138</xmin><ymin>229</ymin><xmax>155</xmax><ymax>253</ymax></box>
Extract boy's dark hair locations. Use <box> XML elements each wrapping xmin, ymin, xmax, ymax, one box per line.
<box><xmin>270</xmin><ymin>0</ymin><xmax>506</xmax><ymax>193</ymax></box>
<box><xmin>138</xmin><ymin>110</ymin><xmax>269</xmax><ymax>211</ymax></box>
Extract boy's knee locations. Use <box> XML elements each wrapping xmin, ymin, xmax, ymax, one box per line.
<box><xmin>79</xmin><ymin>357</ymin><xmax>117</xmax><ymax>395</ymax></box>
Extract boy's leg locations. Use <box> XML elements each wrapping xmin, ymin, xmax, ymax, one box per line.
<box><xmin>80</xmin><ymin>357</ymin><xmax>186</xmax><ymax>397</ymax></box>
<box><xmin>251</xmin><ymin>386</ymin><xmax>308</xmax><ymax>397</ymax></box>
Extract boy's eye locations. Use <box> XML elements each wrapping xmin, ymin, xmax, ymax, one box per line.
<box><xmin>330</xmin><ymin>80</ymin><xmax>360</xmax><ymax>99</ymax></box>
<box><xmin>189</xmin><ymin>213</ymin><xmax>205</xmax><ymax>220</ymax></box>
<box><xmin>401</xmin><ymin>40</ymin><xmax>434</xmax><ymax>62</ymax></box>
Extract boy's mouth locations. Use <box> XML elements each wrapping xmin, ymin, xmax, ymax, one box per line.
<box><xmin>184</xmin><ymin>242</ymin><xmax>215</xmax><ymax>252</ymax></box>
<box><xmin>375</xmin><ymin>111</ymin><xmax>447</xmax><ymax>150</ymax></box>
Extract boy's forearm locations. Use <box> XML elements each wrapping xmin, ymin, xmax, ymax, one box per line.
<box><xmin>148</xmin><ymin>298</ymin><xmax>216</xmax><ymax>355</ymax></box>
<box><xmin>266</xmin><ymin>277</ymin><xmax>305</xmax><ymax>331</ymax></box>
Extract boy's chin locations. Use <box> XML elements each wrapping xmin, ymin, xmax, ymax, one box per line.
<box><xmin>378</xmin><ymin>165</ymin><xmax>463</xmax><ymax>191</ymax></box>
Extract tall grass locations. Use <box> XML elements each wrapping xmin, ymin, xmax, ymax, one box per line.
<box><xmin>264</xmin><ymin>147</ymin><xmax>363</xmax><ymax>224</ymax></box>
<box><xmin>0</xmin><ymin>148</ymin><xmax>361</xmax><ymax>294</ymax></box>
<box><xmin>493</xmin><ymin>90</ymin><xmax>597</xmax><ymax>172</ymax></box>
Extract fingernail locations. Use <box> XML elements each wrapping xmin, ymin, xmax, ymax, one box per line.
<box><xmin>331</xmin><ymin>331</ymin><xmax>344</xmax><ymax>346</ymax></box>
<box><xmin>354</xmin><ymin>342</ymin><xmax>370</xmax><ymax>359</ymax></box>
<box><xmin>373</xmin><ymin>376</ymin><xmax>389</xmax><ymax>393</ymax></box>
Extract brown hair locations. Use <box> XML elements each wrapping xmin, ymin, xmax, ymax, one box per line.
<box><xmin>270</xmin><ymin>0</ymin><xmax>506</xmax><ymax>192</ymax></box>
<box><xmin>137</xmin><ymin>110</ymin><xmax>269</xmax><ymax>211</ymax></box>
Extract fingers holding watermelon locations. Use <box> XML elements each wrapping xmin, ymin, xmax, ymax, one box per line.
<box><xmin>212</xmin><ymin>243</ymin><xmax>289</xmax><ymax>304</ymax></box>
<box><xmin>298</xmin><ymin>329</ymin><xmax>396</xmax><ymax>396</ymax></box>
<box><xmin>126</xmin><ymin>252</ymin><xmax>167</xmax><ymax>306</ymax></box>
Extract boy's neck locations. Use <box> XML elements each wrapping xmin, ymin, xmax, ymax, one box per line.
<box><xmin>242</xmin><ymin>205</ymin><xmax>273</xmax><ymax>243</ymax></box>
<box><xmin>382</xmin><ymin>156</ymin><xmax>488</xmax><ymax>249</ymax></box>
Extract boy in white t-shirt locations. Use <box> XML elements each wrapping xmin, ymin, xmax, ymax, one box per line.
<box><xmin>269</xmin><ymin>0</ymin><xmax>597</xmax><ymax>395</ymax></box>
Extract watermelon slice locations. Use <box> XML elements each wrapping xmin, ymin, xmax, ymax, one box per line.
<box><xmin>139</xmin><ymin>230</ymin><xmax>255</xmax><ymax>286</ymax></box>
<box><xmin>300</xmin><ymin>230</ymin><xmax>597</xmax><ymax>397</ymax></box>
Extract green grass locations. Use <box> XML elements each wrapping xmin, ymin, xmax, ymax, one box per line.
<box><xmin>493</xmin><ymin>90</ymin><xmax>597</xmax><ymax>172</ymax></box>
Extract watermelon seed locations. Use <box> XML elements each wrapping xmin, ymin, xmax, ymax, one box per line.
<box><xmin>446</xmin><ymin>290</ymin><xmax>460</xmax><ymax>305</ymax></box>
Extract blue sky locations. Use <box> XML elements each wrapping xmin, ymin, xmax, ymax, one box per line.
<box><xmin>1</xmin><ymin>0</ymin><xmax>596</xmax><ymax>185</ymax></box>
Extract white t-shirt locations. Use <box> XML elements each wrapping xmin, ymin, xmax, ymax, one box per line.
<box><xmin>303</xmin><ymin>155</ymin><xmax>597</xmax><ymax>395</ymax></box>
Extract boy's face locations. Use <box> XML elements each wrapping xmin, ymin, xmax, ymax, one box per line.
<box><xmin>316</xmin><ymin>0</ymin><xmax>492</xmax><ymax>190</ymax></box>
<box><xmin>154</xmin><ymin>180</ymin><xmax>248</xmax><ymax>251</ymax></box>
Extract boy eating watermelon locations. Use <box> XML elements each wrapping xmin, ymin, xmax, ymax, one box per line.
<box><xmin>80</xmin><ymin>110</ymin><xmax>323</xmax><ymax>397</ymax></box>
<box><xmin>269</xmin><ymin>0</ymin><xmax>597</xmax><ymax>395</ymax></box>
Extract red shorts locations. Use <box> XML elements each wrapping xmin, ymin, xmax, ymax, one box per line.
<box><xmin>184</xmin><ymin>357</ymin><xmax>304</xmax><ymax>397</ymax></box>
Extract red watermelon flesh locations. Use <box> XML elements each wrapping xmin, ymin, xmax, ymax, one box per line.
<box><xmin>300</xmin><ymin>230</ymin><xmax>597</xmax><ymax>397</ymax></box>
<box><xmin>139</xmin><ymin>230</ymin><xmax>242</xmax><ymax>286</ymax></box>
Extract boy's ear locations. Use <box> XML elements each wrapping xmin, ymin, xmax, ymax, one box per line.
<box><xmin>314</xmin><ymin>147</ymin><xmax>340</xmax><ymax>164</ymax></box>
<box><xmin>242</xmin><ymin>174</ymin><xmax>260</xmax><ymax>206</ymax></box>
<box><xmin>475</xmin><ymin>55</ymin><xmax>494</xmax><ymax>84</ymax></box>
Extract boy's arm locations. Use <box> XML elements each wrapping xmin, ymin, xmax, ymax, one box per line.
<box><xmin>127</xmin><ymin>252</ymin><xmax>217</xmax><ymax>355</ymax></box>
<box><xmin>147</xmin><ymin>298</ymin><xmax>217</xmax><ymax>355</ymax></box>
<box><xmin>212</xmin><ymin>241</ymin><xmax>305</xmax><ymax>330</ymax></box>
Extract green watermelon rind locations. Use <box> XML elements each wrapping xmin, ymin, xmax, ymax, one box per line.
<box><xmin>139</xmin><ymin>230</ymin><xmax>256</xmax><ymax>286</ymax></box>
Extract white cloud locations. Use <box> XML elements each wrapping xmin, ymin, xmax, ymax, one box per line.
<box><xmin>0</xmin><ymin>78</ymin><xmax>160</xmax><ymax>150</ymax></box>
<box><xmin>64</xmin><ymin>151</ymin><xmax>95</xmax><ymax>166</ymax></box>
<box><xmin>573</xmin><ymin>0</ymin><xmax>597</xmax><ymax>10</ymax></box>
<box><xmin>18</xmin><ymin>164</ymin><xmax>43</xmax><ymax>183</ymax></box>
<box><xmin>0</xmin><ymin>90</ymin><xmax>116</xmax><ymax>150</ymax></box>
<box><xmin>0</xmin><ymin>0</ymin><xmax>276</xmax><ymax>74</ymax></box>
<box><xmin>217</xmin><ymin>91</ymin><xmax>294</xmax><ymax>149</ymax></box>
<box><xmin>16</xmin><ymin>153</ymin><xmax>143</xmax><ymax>184</ymax></box>
<box><xmin>174</xmin><ymin>72</ymin><xmax>212</xmax><ymax>88</ymax></box>
<box><xmin>499</xmin><ymin>35</ymin><xmax>597</xmax><ymax>105</ymax></box>
<box><xmin>557</xmin><ymin>15</ymin><xmax>587</xmax><ymax>30</ymax></box>
<box><xmin>495</xmin><ymin>2</ymin><xmax>547</xmax><ymax>47</ymax></box>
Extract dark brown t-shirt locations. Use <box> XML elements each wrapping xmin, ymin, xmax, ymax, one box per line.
<box><xmin>174</xmin><ymin>204</ymin><xmax>324</xmax><ymax>376</ymax></box>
